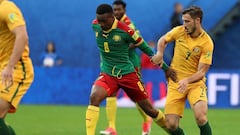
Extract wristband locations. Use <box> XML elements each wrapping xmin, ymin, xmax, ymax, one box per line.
<box><xmin>161</xmin><ymin>61</ymin><xmax>169</xmax><ymax>71</ymax></box>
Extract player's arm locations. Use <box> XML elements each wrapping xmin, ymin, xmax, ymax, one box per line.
<box><xmin>187</xmin><ymin>63</ymin><xmax>210</xmax><ymax>83</ymax></box>
<box><xmin>151</xmin><ymin>31</ymin><xmax>179</xmax><ymax>82</ymax></box>
<box><xmin>1</xmin><ymin>25</ymin><xmax>28</xmax><ymax>87</ymax></box>
<box><xmin>7</xmin><ymin>25</ymin><xmax>28</xmax><ymax>69</ymax></box>
<box><xmin>137</xmin><ymin>40</ymin><xmax>177</xmax><ymax>82</ymax></box>
<box><xmin>136</xmin><ymin>40</ymin><xmax>170</xmax><ymax>70</ymax></box>
<box><xmin>151</xmin><ymin>27</ymin><xmax>179</xmax><ymax>65</ymax></box>
<box><xmin>178</xmin><ymin>63</ymin><xmax>210</xmax><ymax>93</ymax></box>
<box><xmin>151</xmin><ymin>35</ymin><xmax>168</xmax><ymax>66</ymax></box>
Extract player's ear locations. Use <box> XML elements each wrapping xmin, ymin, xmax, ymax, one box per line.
<box><xmin>196</xmin><ymin>17</ymin><xmax>201</xmax><ymax>24</ymax></box>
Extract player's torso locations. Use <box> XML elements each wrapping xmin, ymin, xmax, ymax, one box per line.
<box><xmin>172</xmin><ymin>31</ymin><xmax>209</xmax><ymax>78</ymax></box>
<box><xmin>129</xmin><ymin>48</ymin><xmax>140</xmax><ymax>68</ymax></box>
<box><xmin>95</xmin><ymin>27</ymin><xmax>135</xmax><ymax>76</ymax></box>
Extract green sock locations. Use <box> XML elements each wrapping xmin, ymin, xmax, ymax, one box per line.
<box><xmin>8</xmin><ymin>125</ymin><xmax>16</xmax><ymax>135</ymax></box>
<box><xmin>169</xmin><ymin>127</ymin><xmax>185</xmax><ymax>135</ymax></box>
<box><xmin>0</xmin><ymin>118</ymin><xmax>10</xmax><ymax>135</ymax></box>
<box><xmin>199</xmin><ymin>122</ymin><xmax>212</xmax><ymax>135</ymax></box>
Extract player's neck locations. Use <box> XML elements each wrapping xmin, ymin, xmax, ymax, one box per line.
<box><xmin>190</xmin><ymin>26</ymin><xmax>203</xmax><ymax>38</ymax></box>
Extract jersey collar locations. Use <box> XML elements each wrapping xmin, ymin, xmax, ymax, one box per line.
<box><xmin>103</xmin><ymin>18</ymin><xmax>118</xmax><ymax>33</ymax></box>
<box><xmin>120</xmin><ymin>14</ymin><xmax>127</xmax><ymax>22</ymax></box>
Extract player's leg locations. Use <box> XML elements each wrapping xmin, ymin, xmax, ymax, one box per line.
<box><xmin>0</xmin><ymin>99</ymin><xmax>11</xmax><ymax>135</ymax></box>
<box><xmin>188</xmin><ymin>84</ymin><xmax>212</xmax><ymax>135</ymax></box>
<box><xmin>86</xmin><ymin>85</ymin><xmax>107</xmax><ymax>135</ymax></box>
<box><xmin>86</xmin><ymin>73</ymin><xmax>118</xmax><ymax>135</ymax></box>
<box><xmin>136</xmin><ymin>99</ymin><xmax>166</xmax><ymax>129</ymax></box>
<box><xmin>100</xmin><ymin>92</ymin><xmax>118</xmax><ymax>135</ymax></box>
<box><xmin>164</xmin><ymin>80</ymin><xmax>186</xmax><ymax>135</ymax></box>
<box><xmin>120</xmin><ymin>72</ymin><xmax>167</xmax><ymax>133</ymax></box>
<box><xmin>135</xmin><ymin>103</ymin><xmax>152</xmax><ymax>135</ymax></box>
<box><xmin>0</xmin><ymin>104</ymin><xmax>15</xmax><ymax>135</ymax></box>
<box><xmin>192</xmin><ymin>101</ymin><xmax>212</xmax><ymax>135</ymax></box>
<box><xmin>0</xmin><ymin>65</ymin><xmax>33</xmax><ymax>135</ymax></box>
<box><xmin>134</xmin><ymin>67</ymin><xmax>153</xmax><ymax>135</ymax></box>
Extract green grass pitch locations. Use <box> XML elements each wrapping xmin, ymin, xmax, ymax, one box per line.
<box><xmin>6</xmin><ymin>105</ymin><xmax>240</xmax><ymax>135</ymax></box>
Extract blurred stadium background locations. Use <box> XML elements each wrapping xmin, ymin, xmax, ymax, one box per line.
<box><xmin>7</xmin><ymin>0</ymin><xmax>240</xmax><ymax>134</ymax></box>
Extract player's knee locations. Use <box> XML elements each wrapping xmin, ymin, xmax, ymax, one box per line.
<box><xmin>166</xmin><ymin>121</ymin><xmax>178</xmax><ymax>131</ymax></box>
<box><xmin>166</xmin><ymin>116</ymin><xmax>179</xmax><ymax>131</ymax></box>
<box><xmin>89</xmin><ymin>93</ymin><xmax>103</xmax><ymax>106</ymax></box>
<box><xmin>0</xmin><ymin>99</ymin><xmax>10</xmax><ymax>118</ymax></box>
<box><xmin>196</xmin><ymin>115</ymin><xmax>208</xmax><ymax>125</ymax></box>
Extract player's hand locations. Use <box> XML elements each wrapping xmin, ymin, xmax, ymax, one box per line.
<box><xmin>1</xmin><ymin>67</ymin><xmax>14</xmax><ymax>87</ymax></box>
<box><xmin>151</xmin><ymin>53</ymin><xmax>163</xmax><ymax>65</ymax></box>
<box><xmin>178</xmin><ymin>78</ymin><xmax>189</xmax><ymax>93</ymax></box>
<box><xmin>164</xmin><ymin>67</ymin><xmax>178</xmax><ymax>82</ymax></box>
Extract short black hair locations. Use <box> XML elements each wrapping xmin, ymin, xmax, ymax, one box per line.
<box><xmin>96</xmin><ymin>4</ymin><xmax>113</xmax><ymax>14</ymax></box>
<box><xmin>113</xmin><ymin>0</ymin><xmax>126</xmax><ymax>9</ymax></box>
<box><xmin>182</xmin><ymin>6</ymin><xmax>203</xmax><ymax>23</ymax></box>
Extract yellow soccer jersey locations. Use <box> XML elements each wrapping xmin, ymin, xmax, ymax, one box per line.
<box><xmin>0</xmin><ymin>0</ymin><xmax>30</xmax><ymax>68</ymax></box>
<box><xmin>165</xmin><ymin>26</ymin><xmax>214</xmax><ymax>80</ymax></box>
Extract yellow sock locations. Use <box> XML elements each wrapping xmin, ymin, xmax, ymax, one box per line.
<box><xmin>136</xmin><ymin>103</ymin><xmax>152</xmax><ymax>122</ymax></box>
<box><xmin>106</xmin><ymin>97</ymin><xmax>117</xmax><ymax>130</ymax></box>
<box><xmin>86</xmin><ymin>105</ymin><xmax>99</xmax><ymax>135</ymax></box>
<box><xmin>153</xmin><ymin>110</ymin><xmax>170</xmax><ymax>134</ymax></box>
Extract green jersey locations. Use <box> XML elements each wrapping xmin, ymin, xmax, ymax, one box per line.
<box><xmin>92</xmin><ymin>19</ymin><xmax>153</xmax><ymax>78</ymax></box>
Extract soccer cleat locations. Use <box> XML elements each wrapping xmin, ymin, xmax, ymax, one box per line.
<box><xmin>142</xmin><ymin>119</ymin><xmax>152</xmax><ymax>135</ymax></box>
<box><xmin>100</xmin><ymin>127</ymin><xmax>117</xmax><ymax>135</ymax></box>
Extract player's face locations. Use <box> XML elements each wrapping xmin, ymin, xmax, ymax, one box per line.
<box><xmin>97</xmin><ymin>13</ymin><xmax>115</xmax><ymax>31</ymax></box>
<box><xmin>182</xmin><ymin>13</ymin><xmax>196</xmax><ymax>35</ymax></box>
<box><xmin>113</xmin><ymin>4</ymin><xmax>125</xmax><ymax>20</ymax></box>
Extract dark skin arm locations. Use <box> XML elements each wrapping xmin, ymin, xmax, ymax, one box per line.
<box><xmin>164</xmin><ymin>67</ymin><xmax>178</xmax><ymax>82</ymax></box>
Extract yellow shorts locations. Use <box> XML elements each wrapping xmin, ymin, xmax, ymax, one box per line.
<box><xmin>0</xmin><ymin>59</ymin><xmax>34</xmax><ymax>113</ymax></box>
<box><xmin>164</xmin><ymin>79</ymin><xmax>208</xmax><ymax>117</ymax></box>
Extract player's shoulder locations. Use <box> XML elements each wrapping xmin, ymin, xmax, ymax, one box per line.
<box><xmin>172</xmin><ymin>26</ymin><xmax>185</xmax><ymax>33</ymax></box>
<box><xmin>122</xmin><ymin>16</ymin><xmax>132</xmax><ymax>25</ymax></box>
<box><xmin>92</xmin><ymin>19</ymin><xmax>98</xmax><ymax>24</ymax></box>
<box><xmin>0</xmin><ymin>1</ymin><xmax>21</xmax><ymax>19</ymax></box>
<box><xmin>117</xmin><ymin>21</ymin><xmax>134</xmax><ymax>36</ymax></box>
<box><xmin>0</xmin><ymin>1</ymin><xmax>18</xmax><ymax>9</ymax></box>
<box><xmin>201</xmin><ymin>30</ymin><xmax>214</xmax><ymax>45</ymax></box>
<box><xmin>168</xmin><ymin>25</ymin><xmax>185</xmax><ymax>38</ymax></box>
<box><xmin>91</xmin><ymin>19</ymin><xmax>101</xmax><ymax>31</ymax></box>
<box><xmin>0</xmin><ymin>1</ymin><xmax>21</xmax><ymax>14</ymax></box>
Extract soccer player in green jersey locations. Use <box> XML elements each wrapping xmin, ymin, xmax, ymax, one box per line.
<box><xmin>86</xmin><ymin>4</ymin><xmax>173</xmax><ymax>135</ymax></box>
<box><xmin>100</xmin><ymin>1</ymin><xmax>173</xmax><ymax>135</ymax></box>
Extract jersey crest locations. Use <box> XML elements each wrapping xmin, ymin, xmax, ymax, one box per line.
<box><xmin>192</xmin><ymin>46</ymin><xmax>201</xmax><ymax>55</ymax></box>
<box><xmin>112</xmin><ymin>35</ymin><xmax>121</xmax><ymax>42</ymax></box>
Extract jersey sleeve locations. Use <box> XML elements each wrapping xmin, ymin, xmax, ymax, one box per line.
<box><xmin>1</xmin><ymin>2</ymin><xmax>25</xmax><ymax>31</ymax></box>
<box><xmin>125</xmin><ymin>28</ymin><xmax>144</xmax><ymax>46</ymax></box>
<box><xmin>199</xmin><ymin>39</ymin><xmax>214</xmax><ymax>65</ymax></box>
<box><xmin>137</xmin><ymin>41</ymin><xmax>154</xmax><ymax>57</ymax></box>
<box><xmin>92</xmin><ymin>19</ymin><xmax>99</xmax><ymax>31</ymax></box>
